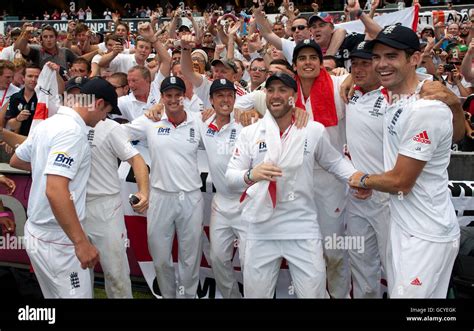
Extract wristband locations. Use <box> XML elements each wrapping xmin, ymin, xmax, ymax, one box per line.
<box><xmin>360</xmin><ymin>174</ymin><xmax>369</xmax><ymax>189</ymax></box>
<box><xmin>0</xmin><ymin>211</ymin><xmax>10</xmax><ymax>218</ymax></box>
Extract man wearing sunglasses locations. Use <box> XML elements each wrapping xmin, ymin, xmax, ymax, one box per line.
<box><xmin>248</xmin><ymin>58</ymin><xmax>268</xmax><ymax>92</ymax></box>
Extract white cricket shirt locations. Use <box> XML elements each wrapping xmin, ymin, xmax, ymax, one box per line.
<box><xmin>383</xmin><ymin>81</ymin><xmax>460</xmax><ymax>242</ymax></box>
<box><xmin>226</xmin><ymin>120</ymin><xmax>356</xmax><ymax>240</ymax></box>
<box><xmin>346</xmin><ymin>87</ymin><xmax>385</xmax><ymax>174</ymax></box>
<box><xmin>15</xmin><ymin>106</ymin><xmax>91</xmax><ymax>230</ymax></box>
<box><xmin>86</xmin><ymin>119</ymin><xmax>139</xmax><ymax>199</ymax></box>
<box><xmin>117</xmin><ymin>92</ymin><xmax>149</xmax><ymax>122</ymax></box>
<box><xmin>123</xmin><ymin>110</ymin><xmax>203</xmax><ymax>192</ymax></box>
<box><xmin>198</xmin><ymin>115</ymin><xmax>242</xmax><ymax>212</ymax></box>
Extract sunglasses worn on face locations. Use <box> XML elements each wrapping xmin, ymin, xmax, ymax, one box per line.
<box><xmin>291</xmin><ymin>25</ymin><xmax>307</xmax><ymax>32</ymax></box>
<box><xmin>250</xmin><ymin>67</ymin><xmax>267</xmax><ymax>72</ymax></box>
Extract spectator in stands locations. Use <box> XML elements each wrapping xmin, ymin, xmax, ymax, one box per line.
<box><xmin>70</xmin><ymin>23</ymin><xmax>99</xmax><ymax>56</ymax></box>
<box><xmin>14</xmin><ymin>24</ymin><xmax>78</xmax><ymax>69</ymax></box>
<box><xmin>51</xmin><ymin>9</ymin><xmax>60</xmax><ymax>20</ymax></box>
<box><xmin>77</xmin><ymin>8</ymin><xmax>85</xmax><ymax>21</ymax></box>
<box><xmin>0</xmin><ymin>28</ymin><xmax>22</xmax><ymax>62</ymax></box>
<box><xmin>107</xmin><ymin>72</ymin><xmax>129</xmax><ymax>97</ymax></box>
<box><xmin>91</xmin><ymin>34</ymin><xmax>122</xmax><ymax>78</ymax></box>
<box><xmin>69</xmin><ymin>58</ymin><xmax>91</xmax><ymax>78</ymax></box>
<box><xmin>86</xmin><ymin>6</ymin><xmax>93</xmax><ymax>20</ymax></box>
<box><xmin>248</xmin><ymin>57</ymin><xmax>267</xmax><ymax>92</ymax></box>
<box><xmin>322</xmin><ymin>55</ymin><xmax>338</xmax><ymax>73</ymax></box>
<box><xmin>117</xmin><ymin>65</ymin><xmax>152</xmax><ymax>122</ymax></box>
<box><xmin>0</xmin><ymin>60</ymin><xmax>20</xmax><ymax>128</ymax></box>
<box><xmin>60</xmin><ymin>9</ymin><xmax>68</xmax><ymax>21</ymax></box>
<box><xmin>441</xmin><ymin>48</ymin><xmax>473</xmax><ymax>97</ymax></box>
<box><xmin>12</xmin><ymin>58</ymin><xmax>26</xmax><ymax>88</ymax></box>
<box><xmin>98</xmin><ymin>36</ymin><xmax>153</xmax><ymax>74</ymax></box>
<box><xmin>104</xmin><ymin>8</ymin><xmax>112</xmax><ymax>20</ymax></box>
<box><xmin>43</xmin><ymin>11</ymin><xmax>50</xmax><ymax>21</ymax></box>
<box><xmin>5</xmin><ymin>64</ymin><xmax>40</xmax><ymax>136</ymax></box>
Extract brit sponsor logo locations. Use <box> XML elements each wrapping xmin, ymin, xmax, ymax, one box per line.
<box><xmin>257</xmin><ymin>140</ymin><xmax>267</xmax><ymax>153</ymax></box>
<box><xmin>156</xmin><ymin>126</ymin><xmax>171</xmax><ymax>135</ymax></box>
<box><xmin>413</xmin><ymin>131</ymin><xmax>431</xmax><ymax>144</ymax></box>
<box><xmin>206</xmin><ymin>128</ymin><xmax>216</xmax><ymax>137</ymax></box>
<box><xmin>52</xmin><ymin>152</ymin><xmax>74</xmax><ymax>168</ymax></box>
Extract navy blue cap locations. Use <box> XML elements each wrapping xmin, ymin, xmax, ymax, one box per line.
<box><xmin>80</xmin><ymin>77</ymin><xmax>121</xmax><ymax>115</ymax></box>
<box><xmin>350</xmin><ymin>41</ymin><xmax>373</xmax><ymax>60</ymax></box>
<box><xmin>265</xmin><ymin>72</ymin><xmax>297</xmax><ymax>91</ymax></box>
<box><xmin>368</xmin><ymin>24</ymin><xmax>421</xmax><ymax>52</ymax></box>
<box><xmin>210</xmin><ymin>78</ymin><xmax>236</xmax><ymax>95</ymax></box>
<box><xmin>160</xmin><ymin>76</ymin><xmax>186</xmax><ymax>93</ymax></box>
<box><xmin>292</xmin><ymin>39</ymin><xmax>323</xmax><ymax>64</ymax></box>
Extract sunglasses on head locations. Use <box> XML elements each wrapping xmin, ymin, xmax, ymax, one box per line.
<box><xmin>291</xmin><ymin>25</ymin><xmax>307</xmax><ymax>32</ymax></box>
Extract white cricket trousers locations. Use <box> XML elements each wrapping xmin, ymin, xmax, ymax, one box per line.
<box><xmin>316</xmin><ymin>200</ymin><xmax>351</xmax><ymax>298</ymax></box>
<box><xmin>387</xmin><ymin>221</ymin><xmax>459</xmax><ymax>298</ymax></box>
<box><xmin>147</xmin><ymin>188</ymin><xmax>204</xmax><ymax>298</ymax></box>
<box><xmin>209</xmin><ymin>197</ymin><xmax>247</xmax><ymax>298</ymax></box>
<box><xmin>24</xmin><ymin>221</ymin><xmax>93</xmax><ymax>298</ymax></box>
<box><xmin>243</xmin><ymin>239</ymin><xmax>329</xmax><ymax>298</ymax></box>
<box><xmin>346</xmin><ymin>192</ymin><xmax>390</xmax><ymax>298</ymax></box>
<box><xmin>84</xmin><ymin>194</ymin><xmax>132</xmax><ymax>298</ymax></box>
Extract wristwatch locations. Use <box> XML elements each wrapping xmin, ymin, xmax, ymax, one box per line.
<box><xmin>360</xmin><ymin>174</ymin><xmax>370</xmax><ymax>189</ymax></box>
<box><xmin>246</xmin><ymin>169</ymin><xmax>255</xmax><ymax>184</ymax></box>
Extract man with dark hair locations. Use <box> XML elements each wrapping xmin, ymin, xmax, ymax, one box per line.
<box><xmin>291</xmin><ymin>38</ymin><xmax>352</xmax><ymax>298</ymax></box>
<box><xmin>10</xmin><ymin>78</ymin><xmax>120</xmax><ymax>298</ymax></box>
<box><xmin>5</xmin><ymin>64</ymin><xmax>41</xmax><ymax>136</ymax></box>
<box><xmin>226</xmin><ymin>73</ymin><xmax>364</xmax><ymax>298</ymax></box>
<box><xmin>349</xmin><ymin>25</ymin><xmax>461</xmax><ymax>298</ymax></box>
<box><xmin>107</xmin><ymin>72</ymin><xmax>129</xmax><ymax>97</ymax></box>
<box><xmin>70</xmin><ymin>58</ymin><xmax>91</xmax><ymax>78</ymax></box>
<box><xmin>14</xmin><ymin>24</ymin><xmax>80</xmax><ymax>68</ymax></box>
<box><xmin>123</xmin><ymin>76</ymin><xmax>204</xmax><ymax>298</ymax></box>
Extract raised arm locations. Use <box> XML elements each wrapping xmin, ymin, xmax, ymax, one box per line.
<box><xmin>14</xmin><ymin>23</ymin><xmax>33</xmax><ymax>56</ymax></box>
<box><xmin>180</xmin><ymin>35</ymin><xmax>203</xmax><ymax>87</ymax></box>
<box><xmin>252</xmin><ymin>3</ymin><xmax>282</xmax><ymax>50</ymax></box>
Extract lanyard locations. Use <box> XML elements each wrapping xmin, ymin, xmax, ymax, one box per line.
<box><xmin>0</xmin><ymin>84</ymin><xmax>9</xmax><ymax>108</ymax></box>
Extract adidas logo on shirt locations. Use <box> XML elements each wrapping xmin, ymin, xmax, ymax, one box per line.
<box><xmin>413</xmin><ymin>131</ymin><xmax>431</xmax><ymax>144</ymax></box>
<box><xmin>410</xmin><ymin>277</ymin><xmax>422</xmax><ymax>286</ymax></box>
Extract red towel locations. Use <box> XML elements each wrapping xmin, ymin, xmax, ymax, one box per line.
<box><xmin>295</xmin><ymin>69</ymin><xmax>338</xmax><ymax>127</ymax></box>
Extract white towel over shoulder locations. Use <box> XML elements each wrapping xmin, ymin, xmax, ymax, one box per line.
<box><xmin>242</xmin><ymin>111</ymin><xmax>306</xmax><ymax>224</ymax></box>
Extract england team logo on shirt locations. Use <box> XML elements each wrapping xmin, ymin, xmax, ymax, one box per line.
<box><xmin>51</xmin><ymin>151</ymin><xmax>74</xmax><ymax>169</ymax></box>
<box><xmin>387</xmin><ymin>108</ymin><xmax>403</xmax><ymax>136</ymax></box>
<box><xmin>187</xmin><ymin>128</ymin><xmax>197</xmax><ymax>143</ymax></box>
<box><xmin>229</xmin><ymin>129</ymin><xmax>237</xmax><ymax>142</ymax></box>
<box><xmin>369</xmin><ymin>96</ymin><xmax>385</xmax><ymax>117</ymax></box>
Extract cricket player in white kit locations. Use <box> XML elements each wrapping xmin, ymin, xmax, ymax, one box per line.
<box><xmin>84</xmin><ymin>117</ymin><xmax>149</xmax><ymax>299</ymax></box>
<box><xmin>226</xmin><ymin>73</ymin><xmax>369</xmax><ymax>298</ymax></box>
<box><xmin>10</xmin><ymin>78</ymin><xmax>120</xmax><ymax>298</ymax></box>
<box><xmin>349</xmin><ymin>25</ymin><xmax>461</xmax><ymax>298</ymax></box>
<box><xmin>292</xmin><ymin>39</ymin><xmax>352</xmax><ymax>298</ymax></box>
<box><xmin>198</xmin><ymin>79</ymin><xmax>246</xmax><ymax>298</ymax></box>
<box><xmin>123</xmin><ymin>76</ymin><xmax>204</xmax><ymax>298</ymax></box>
<box><xmin>344</xmin><ymin>41</ymin><xmax>390</xmax><ymax>298</ymax></box>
